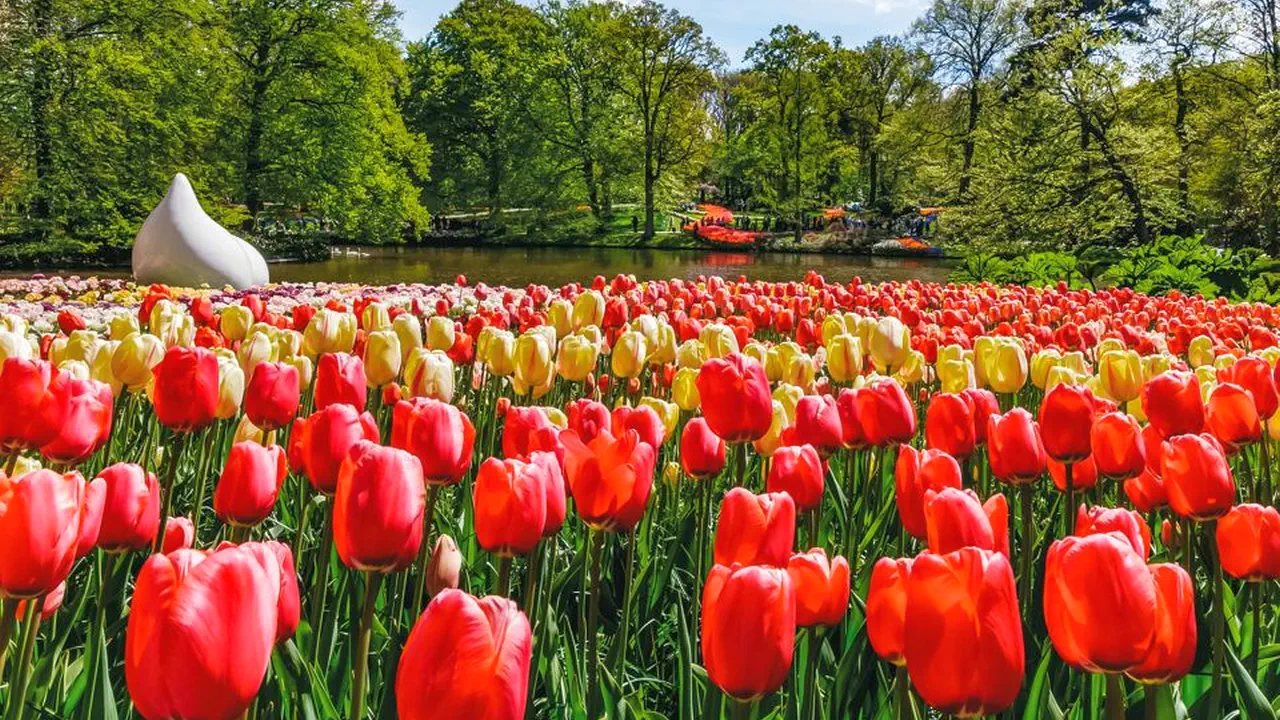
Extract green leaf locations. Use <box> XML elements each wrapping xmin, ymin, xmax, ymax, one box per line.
<box><xmin>1224</xmin><ymin>642</ymin><xmax>1276</xmax><ymax>720</ymax></box>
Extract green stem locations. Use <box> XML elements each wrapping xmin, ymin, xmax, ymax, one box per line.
<box><xmin>1105</xmin><ymin>674</ymin><xmax>1125</xmax><ymax>720</ymax></box>
<box><xmin>409</xmin><ymin>485</ymin><xmax>441</xmax><ymax>618</ymax></box>
<box><xmin>308</xmin><ymin>504</ymin><xmax>334</xmax><ymax>663</ymax></box>
<box><xmin>0</xmin><ymin>597</ymin><xmax>17</xmax><ymax>683</ymax></box>
<box><xmin>585</xmin><ymin>529</ymin><xmax>605</xmax><ymax>719</ymax></box>
<box><xmin>1020</xmin><ymin>484</ymin><xmax>1034</xmax><ymax>621</ymax></box>
<box><xmin>617</xmin><ymin>529</ymin><xmax>637</xmax><ymax>680</ymax></box>
<box><xmin>153</xmin><ymin>431</ymin><xmax>189</xmax><ymax>553</ymax></box>
<box><xmin>843</xmin><ymin>449</ymin><xmax>858</xmax><ymax>561</ymax></box>
<box><xmin>80</xmin><ymin>552</ymin><xmax>122</xmax><ymax>720</ymax></box>
<box><xmin>1262</xmin><ymin>423</ymin><xmax>1273</xmax><ymax>504</ymax></box>
<box><xmin>522</xmin><ymin>541</ymin><xmax>542</xmax><ymax>615</ymax></box>
<box><xmin>497</xmin><ymin>555</ymin><xmax>513</xmax><ymax>598</ymax></box>
<box><xmin>1063</xmin><ymin>461</ymin><xmax>1074</xmax><ymax>536</ymax></box>
<box><xmin>348</xmin><ymin>572</ymin><xmax>383</xmax><ymax>720</ymax></box>
<box><xmin>6</xmin><ymin>598</ymin><xmax>43</xmax><ymax>720</ymax></box>
<box><xmin>893</xmin><ymin>665</ymin><xmax>910</xmax><ymax>720</ymax></box>
<box><xmin>191</xmin><ymin>425</ymin><xmax>217</xmax><ymax>542</ymax></box>
<box><xmin>803</xmin><ymin>628</ymin><xmax>822</xmax><ymax>720</ymax></box>
<box><xmin>230</xmin><ymin>524</ymin><xmax>251</xmax><ymax>544</ymax></box>
<box><xmin>728</xmin><ymin>698</ymin><xmax>752</xmax><ymax>720</ymax></box>
<box><xmin>1207</xmin><ymin>520</ymin><xmax>1225</xmax><ymax>719</ymax></box>
<box><xmin>4</xmin><ymin>449</ymin><xmax>19</xmax><ymax>477</ymax></box>
<box><xmin>1252</xmin><ymin>581</ymin><xmax>1262</xmax><ymax>680</ymax></box>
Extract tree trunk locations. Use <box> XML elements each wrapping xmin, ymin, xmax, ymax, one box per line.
<box><xmin>1172</xmin><ymin>66</ymin><xmax>1192</xmax><ymax>233</ymax></box>
<box><xmin>583</xmin><ymin>156</ymin><xmax>600</xmax><ymax>220</ymax></box>
<box><xmin>642</xmin><ymin>141</ymin><xmax>655</xmax><ymax>239</ymax></box>
<box><xmin>1089</xmin><ymin>123</ymin><xmax>1150</xmax><ymax>245</ymax></box>
<box><xmin>959</xmin><ymin>82</ymin><xmax>979</xmax><ymax>200</ymax></box>
<box><xmin>243</xmin><ymin>51</ymin><xmax>271</xmax><ymax>229</ymax></box>
<box><xmin>793</xmin><ymin>121</ymin><xmax>803</xmax><ymax>243</ymax></box>
<box><xmin>868</xmin><ymin>149</ymin><xmax>879</xmax><ymax>205</ymax></box>
<box><xmin>486</xmin><ymin>145</ymin><xmax>502</xmax><ymax>223</ymax></box>
<box><xmin>28</xmin><ymin>0</ymin><xmax>55</xmax><ymax>238</ymax></box>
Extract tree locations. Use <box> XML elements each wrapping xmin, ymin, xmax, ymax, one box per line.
<box><xmin>612</xmin><ymin>1</ymin><xmax>721</xmax><ymax>239</ymax></box>
<box><xmin>848</xmin><ymin>37</ymin><xmax>933</xmax><ymax>207</ymax></box>
<box><xmin>913</xmin><ymin>0</ymin><xmax>1019</xmax><ymax>199</ymax></box>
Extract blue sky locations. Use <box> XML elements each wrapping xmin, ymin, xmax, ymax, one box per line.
<box><xmin>392</xmin><ymin>0</ymin><xmax>928</xmax><ymax>65</ymax></box>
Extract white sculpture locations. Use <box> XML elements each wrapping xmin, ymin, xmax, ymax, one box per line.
<box><xmin>132</xmin><ymin>174</ymin><xmax>270</xmax><ymax>289</ymax></box>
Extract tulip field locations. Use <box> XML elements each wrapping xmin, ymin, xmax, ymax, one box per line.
<box><xmin>6</xmin><ymin>273</ymin><xmax>1280</xmax><ymax>720</ymax></box>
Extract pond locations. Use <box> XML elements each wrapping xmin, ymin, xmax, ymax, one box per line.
<box><xmin>11</xmin><ymin>244</ymin><xmax>956</xmax><ymax>286</ymax></box>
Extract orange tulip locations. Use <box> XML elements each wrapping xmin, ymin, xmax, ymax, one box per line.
<box><xmin>126</xmin><ymin>543</ymin><xmax>287</xmax><ymax>720</ymax></box>
<box><xmin>964</xmin><ymin>388</ymin><xmax>999</xmax><ymax>445</ymax></box>
<box><xmin>1126</xmin><ymin>563</ymin><xmax>1196</xmax><ymax>684</ymax></box>
<box><xmin>1215</xmin><ymin>503</ymin><xmax>1280</xmax><ymax>580</ymax></box>
<box><xmin>904</xmin><ymin>548</ymin><xmax>1024</xmax><ymax>715</ymax></box>
<box><xmin>214</xmin><ymin>442</ymin><xmax>287</xmax><ymax>527</ymax></box>
<box><xmin>782</xmin><ymin>394</ymin><xmax>843</xmax><ymax>458</ymax></box>
<box><xmin>925</xmin><ymin>392</ymin><xmax>976</xmax><ymax>459</ymax></box>
<box><xmin>244</xmin><ymin>361</ymin><xmax>300</xmax><ymax>432</ymax></box>
<box><xmin>1044</xmin><ymin>533</ymin><xmax>1156</xmax><ymax>673</ymax></box>
<box><xmin>530</xmin><ymin>451</ymin><xmax>566</xmax><ymax>537</ymax></box>
<box><xmin>1204</xmin><ymin>382</ymin><xmax>1262</xmax><ymax>451</ymax></box>
<box><xmin>474</xmin><ymin>457</ymin><xmax>548</xmax><ymax>557</ymax></box>
<box><xmin>503</xmin><ymin>406</ymin><xmax>562</xmax><ymax>459</ymax></box>
<box><xmin>392</xmin><ymin>397</ymin><xmax>476</xmax><ymax>485</ymax></box>
<box><xmin>1124</xmin><ymin>468</ymin><xmax>1168</xmax><ymax>513</ymax></box>
<box><xmin>702</xmin><ymin>564</ymin><xmax>796</xmax><ymax>700</ymax></box>
<box><xmin>0</xmin><ymin>469</ymin><xmax>102</xmax><ymax>598</ymax></box>
<box><xmin>1091</xmin><ymin>411</ymin><xmax>1146</xmax><ymax>480</ymax></box>
<box><xmin>786</xmin><ymin>548</ymin><xmax>851</xmax><ymax>627</ymax></box>
<box><xmin>987</xmin><ymin>408</ymin><xmax>1046</xmax><ymax>484</ymax></box>
<box><xmin>566</xmin><ymin>399</ymin><xmax>611</xmax><ymax>444</ymax></box>
<box><xmin>1075</xmin><ymin>505</ymin><xmax>1152</xmax><ymax>560</ymax></box>
<box><xmin>561</xmin><ymin>428</ymin><xmax>655</xmax><ymax>532</ymax></box>
<box><xmin>611</xmin><ymin>404</ymin><xmax>665</xmax><ymax>450</ymax></box>
<box><xmin>1141</xmin><ymin>371</ymin><xmax>1204</xmax><ymax>439</ymax></box>
<box><xmin>396</xmin><ymin>590</ymin><xmax>532</xmax><ymax>720</ymax></box>
<box><xmin>766</xmin><ymin>444</ymin><xmax>824</xmax><ymax>512</ymax></box>
<box><xmin>867</xmin><ymin>557</ymin><xmax>912</xmax><ymax>665</ymax></box>
<box><xmin>1038</xmin><ymin>383</ymin><xmax>1094</xmax><ymax>462</ymax></box>
<box><xmin>0</xmin><ymin>358</ymin><xmax>54</xmax><ymax>451</ymax></box>
<box><xmin>315</xmin><ymin>352</ymin><xmax>367</xmax><ymax>411</ymax></box>
<box><xmin>1049</xmin><ymin>454</ymin><xmax>1098</xmax><ymax>493</ymax></box>
<box><xmin>333</xmin><ymin>441</ymin><xmax>426</xmax><ymax>572</ymax></box>
<box><xmin>923</xmin><ymin>487</ymin><xmax>1009</xmax><ymax>557</ymax></box>
<box><xmin>1162</xmin><ymin>433</ymin><xmax>1235</xmax><ymax>521</ymax></box>
<box><xmin>696</xmin><ymin>352</ymin><xmax>773</xmax><ymax>443</ymax></box>
<box><xmin>151</xmin><ymin>346</ymin><xmax>219</xmax><ymax>432</ymax></box>
<box><xmin>713</xmin><ymin>488</ymin><xmax>796</xmax><ymax>567</ymax></box>
<box><xmin>894</xmin><ymin>445</ymin><xmax>963</xmax><ymax>540</ymax></box>
<box><xmin>34</xmin><ymin>373</ymin><xmax>113</xmax><ymax>465</ymax></box>
<box><xmin>297</xmin><ymin>403</ymin><xmax>379</xmax><ymax>494</ymax></box>
<box><xmin>680</xmin><ymin>417</ymin><xmax>726</xmax><ymax>480</ymax></box>
<box><xmin>94</xmin><ymin>463</ymin><xmax>160</xmax><ymax>552</ymax></box>
<box><xmin>1219</xmin><ymin>356</ymin><xmax>1278</xmax><ymax>419</ymax></box>
<box><xmin>854</xmin><ymin>379</ymin><xmax>917</xmax><ymax>446</ymax></box>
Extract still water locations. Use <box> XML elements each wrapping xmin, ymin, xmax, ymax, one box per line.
<box><xmin>15</xmin><ymin>244</ymin><xmax>955</xmax><ymax>286</ymax></box>
<box><xmin>272</xmin><ymin>245</ymin><xmax>953</xmax><ymax>286</ymax></box>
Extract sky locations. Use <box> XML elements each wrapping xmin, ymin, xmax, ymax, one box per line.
<box><xmin>391</xmin><ymin>0</ymin><xmax>927</xmax><ymax>65</ymax></box>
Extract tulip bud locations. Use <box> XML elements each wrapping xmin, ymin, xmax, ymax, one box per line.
<box><xmin>221</xmin><ymin>305</ymin><xmax>254</xmax><ymax>342</ymax></box>
<box><xmin>364</xmin><ymin>329</ymin><xmax>402</xmax><ymax>387</ymax></box>
<box><xmin>427</xmin><ymin>315</ymin><xmax>455</xmax><ymax>351</ymax></box>
<box><xmin>425</xmin><ymin>534</ymin><xmax>462</xmax><ymax>597</ymax></box>
<box><xmin>611</xmin><ymin>330</ymin><xmax>648</xmax><ymax>379</ymax></box>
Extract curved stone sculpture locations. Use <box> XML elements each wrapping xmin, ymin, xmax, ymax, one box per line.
<box><xmin>132</xmin><ymin>174</ymin><xmax>270</xmax><ymax>289</ymax></box>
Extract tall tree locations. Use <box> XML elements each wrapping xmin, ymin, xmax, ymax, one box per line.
<box><xmin>850</xmin><ymin>37</ymin><xmax>933</xmax><ymax>206</ymax></box>
<box><xmin>612</xmin><ymin>0</ymin><xmax>721</xmax><ymax>239</ymax></box>
<box><xmin>746</xmin><ymin>25</ymin><xmax>829</xmax><ymax>240</ymax></box>
<box><xmin>913</xmin><ymin>0</ymin><xmax>1019</xmax><ymax>199</ymax></box>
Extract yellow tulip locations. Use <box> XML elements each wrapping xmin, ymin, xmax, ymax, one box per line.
<box><xmin>612</xmin><ymin>330</ymin><xmax>648</xmax><ymax>379</ymax></box>
<box><xmin>895</xmin><ymin>349</ymin><xmax>927</xmax><ymax>386</ymax></box>
<box><xmin>275</xmin><ymin>330</ymin><xmax>303</xmax><ymax>361</ymax></box>
<box><xmin>1214</xmin><ymin>353</ymin><xmax>1237</xmax><ymax>373</ymax></box>
<box><xmin>364</xmin><ymin>329</ymin><xmax>402</xmax><ymax>387</ymax></box>
<box><xmin>512</xmin><ymin>333</ymin><xmax>554</xmax><ymax>398</ymax></box>
<box><xmin>1257</xmin><ymin>346</ymin><xmax>1280</xmax><ymax>368</ymax></box>
<box><xmin>578</xmin><ymin>325</ymin><xmax>605</xmax><ymax>352</ymax></box>
<box><xmin>753</xmin><ymin>400</ymin><xmax>794</xmax><ymax>458</ymax></box>
<box><xmin>48</xmin><ymin>337</ymin><xmax>67</xmax><ymax>367</ymax></box>
<box><xmin>303</xmin><ymin>308</ymin><xmax>357</xmax><ymax>357</ymax></box>
<box><xmin>234</xmin><ymin>414</ymin><xmax>270</xmax><ymax>446</ymax></box>
<box><xmin>1030</xmin><ymin>349</ymin><xmax>1063</xmax><ymax>389</ymax></box>
<box><xmin>1061</xmin><ymin>351</ymin><xmax>1090</xmax><ymax>376</ymax></box>
<box><xmin>63</xmin><ymin>330</ymin><xmax>101</xmax><ymax>366</ymax></box>
<box><xmin>850</xmin><ymin>314</ymin><xmax>877</xmax><ymax>350</ymax></box>
<box><xmin>221</xmin><ymin>305</ymin><xmax>254</xmax><ymax>342</ymax></box>
<box><xmin>663</xmin><ymin>461</ymin><xmax>681</xmax><ymax>488</ymax></box>
<box><xmin>287</xmin><ymin>355</ymin><xmax>314</xmax><ymax>390</ymax></box>
<box><xmin>648</xmin><ymin>322</ymin><xmax>677</xmax><ymax>366</ymax></box>
<box><xmin>112</xmin><ymin>332</ymin><xmax>166</xmax><ymax>392</ymax></box>
<box><xmin>393</xmin><ymin>314</ymin><xmax>423</xmax><ymax>365</ymax></box>
<box><xmin>538</xmin><ymin>406</ymin><xmax>568</xmax><ymax>429</ymax></box>
<box><xmin>767</xmin><ymin>342</ymin><xmax>803</xmax><ymax>383</ymax></box>
<box><xmin>984</xmin><ymin>339</ymin><xmax>1028</xmax><ymax>394</ymax></box>
<box><xmin>548</xmin><ymin>299</ymin><xmax>573</xmax><ymax>339</ymax></box>
<box><xmin>784</xmin><ymin>352</ymin><xmax>816</xmax><ymax>391</ymax></box>
<box><xmin>405</xmin><ymin>348</ymin><xmax>455</xmax><ymax>402</ymax></box>
<box><xmin>0</xmin><ymin>331</ymin><xmax>32</xmax><ymax>363</ymax></box>
<box><xmin>109</xmin><ymin>314</ymin><xmax>139</xmax><ymax>341</ymax></box>
<box><xmin>238</xmin><ymin>332</ymin><xmax>277</xmax><ymax>377</ymax></box>
<box><xmin>212</xmin><ymin>347</ymin><xmax>237</xmax><ymax>364</ymax></box>
<box><xmin>821</xmin><ymin>315</ymin><xmax>848</xmax><ymax>346</ymax></box>
<box><xmin>672</xmin><ymin>367</ymin><xmax>701</xmax><ymax>411</ymax></box>
<box><xmin>632</xmin><ymin>315</ymin><xmax>660</xmax><ymax>347</ymax></box>
<box><xmin>91</xmin><ymin>340</ymin><xmax>122</xmax><ymax>395</ymax></box>
<box><xmin>700</xmin><ymin>324</ymin><xmax>739</xmax><ymax>360</ymax></box>
<box><xmin>1126</xmin><ymin>397</ymin><xmax>1147</xmax><ymax>424</ymax></box>
<box><xmin>427</xmin><ymin>315</ymin><xmax>456</xmax><ymax>351</ymax></box>
<box><xmin>1098</xmin><ymin>349</ymin><xmax>1143</xmax><ymax>403</ymax></box>
<box><xmin>216</xmin><ymin>357</ymin><xmax>246</xmax><ymax>420</ymax></box>
<box><xmin>1188</xmin><ymin>335</ymin><xmax>1214</xmax><ymax>369</ymax></box>
<box><xmin>826</xmin><ymin>334</ymin><xmax>863</xmax><ymax>383</ymax></box>
<box><xmin>938</xmin><ymin>356</ymin><xmax>976</xmax><ymax>393</ymax></box>
<box><xmin>0</xmin><ymin>314</ymin><xmax>26</xmax><ymax>337</ymax></box>
<box><xmin>58</xmin><ymin>360</ymin><xmax>90</xmax><ymax>381</ymax></box>
<box><xmin>362</xmin><ymin>302</ymin><xmax>391</xmax><ymax>333</ymax></box>
<box><xmin>639</xmin><ymin>396</ymin><xmax>679</xmax><ymax>440</ymax></box>
<box><xmin>1142</xmin><ymin>353</ymin><xmax>1177</xmax><ymax>381</ymax></box>
<box><xmin>938</xmin><ymin>344</ymin><xmax>970</xmax><ymax>366</ymax></box>
<box><xmin>1195</xmin><ymin>365</ymin><xmax>1218</xmax><ymax>402</ymax></box>
<box><xmin>572</xmin><ymin>291</ymin><xmax>605</xmax><ymax>330</ymax></box>
<box><xmin>869</xmin><ymin>316</ymin><xmax>910</xmax><ymax>373</ymax></box>
<box><xmin>676</xmin><ymin>339</ymin><xmax>707</xmax><ymax>369</ymax></box>
<box><xmin>1095</xmin><ymin>338</ymin><xmax>1126</xmax><ymax>361</ymax></box>
<box><xmin>556</xmin><ymin>333</ymin><xmax>598</xmax><ymax>382</ymax></box>
<box><xmin>484</xmin><ymin>330</ymin><xmax>517</xmax><ymax>377</ymax></box>
<box><xmin>773</xmin><ymin>383</ymin><xmax>805</xmax><ymax>419</ymax></box>
<box><xmin>743</xmin><ymin>342</ymin><xmax>770</xmax><ymax>371</ymax></box>
<box><xmin>1044</xmin><ymin>365</ymin><xmax>1087</xmax><ymax>391</ymax></box>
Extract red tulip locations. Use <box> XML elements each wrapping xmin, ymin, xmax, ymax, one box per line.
<box><xmin>392</xmin><ymin>397</ymin><xmax>476</xmax><ymax>485</ymax></box>
<box><xmin>1142</xmin><ymin>422</ymin><xmax>1165</xmax><ymax>475</ymax></box>
<box><xmin>1076</xmin><ymin>505</ymin><xmax>1152</xmax><ymax>560</ymax></box>
<box><xmin>964</xmin><ymin>388</ymin><xmax>999</xmax><ymax>445</ymax></box>
<box><xmin>161</xmin><ymin>516</ymin><xmax>194</xmax><ymax>554</ymax></box>
<box><xmin>787</xmin><ymin>548</ymin><xmax>851</xmax><ymax>627</ymax></box>
<box><xmin>1125</xmin><ymin>469</ymin><xmax>1168</xmax><ymax>512</ymax></box>
<box><xmin>333</xmin><ymin>441</ymin><xmax>426</xmax><ymax>572</ymax></box>
<box><xmin>566</xmin><ymin>399</ymin><xmax>611</xmax><ymax>444</ymax></box>
<box><xmin>1215</xmin><ymin>503</ymin><xmax>1280</xmax><ymax>580</ymax></box>
<box><xmin>15</xmin><ymin>581</ymin><xmax>65</xmax><ymax>622</ymax></box>
<box><xmin>925</xmin><ymin>392</ymin><xmax>976</xmax><ymax>459</ymax></box>
<box><xmin>987</xmin><ymin>408</ymin><xmax>1046</xmax><ymax>484</ymax></box>
<box><xmin>923</xmin><ymin>487</ymin><xmax>1009</xmax><ymax>557</ymax></box>
<box><xmin>894</xmin><ymin>445</ymin><xmax>963</xmax><ymax>540</ymax></box>
<box><xmin>611</xmin><ymin>404</ymin><xmax>665</xmax><ymax>449</ymax></box>
<box><xmin>126</xmin><ymin>543</ymin><xmax>286</xmax><ymax>720</ymax></box>
<box><xmin>474</xmin><ymin>457</ymin><xmax>548</xmax><ymax>557</ymax></box>
<box><xmin>298</xmin><ymin>404</ymin><xmax>379</xmax><ymax>494</ymax></box>
<box><xmin>1039</xmin><ymin>383</ymin><xmax>1094</xmax><ymax>462</ymax></box>
<box><xmin>1162</xmin><ymin>433</ymin><xmax>1235</xmax><ymax>521</ymax></box>
<box><xmin>530</xmin><ymin>451</ymin><xmax>566</xmax><ymax>536</ymax></box>
<box><xmin>696</xmin><ymin>353</ymin><xmax>773</xmax><ymax>443</ymax></box>
<box><xmin>782</xmin><ymin>394</ymin><xmax>843</xmax><ymax>458</ymax></box>
<box><xmin>33</xmin><ymin>373</ymin><xmax>113</xmax><ymax>465</ymax></box>
<box><xmin>396</xmin><ymin>590</ymin><xmax>532</xmax><ymax>720</ymax></box>
<box><xmin>1205</xmin><ymin>382</ymin><xmax>1262</xmax><ymax>451</ymax></box>
<box><xmin>835</xmin><ymin>388</ymin><xmax>867</xmax><ymax>448</ymax></box>
<box><xmin>94</xmin><ymin>463</ymin><xmax>160</xmax><ymax>552</ymax></box>
<box><xmin>560</xmin><ymin>428</ymin><xmax>655</xmax><ymax>532</ymax></box>
<box><xmin>258</xmin><ymin>540</ymin><xmax>300</xmax><ymax>644</ymax></box>
<box><xmin>867</xmin><ymin>557</ymin><xmax>912</xmax><ymax>665</ymax></box>
<box><xmin>0</xmin><ymin>469</ymin><xmax>101</xmax><ymax>598</ymax></box>
<box><xmin>766</xmin><ymin>444</ymin><xmax>824</xmax><ymax>512</ymax></box>
<box><xmin>151</xmin><ymin>346</ymin><xmax>219</xmax><ymax>432</ymax></box>
<box><xmin>214</xmin><ymin>442</ymin><xmax>287</xmax><ymax>527</ymax></box>
<box><xmin>0</xmin><ymin>359</ymin><xmax>54</xmax><ymax>451</ymax></box>
<box><xmin>854</xmin><ymin>379</ymin><xmax>917</xmax><ymax>446</ymax></box>
<box><xmin>244</xmin><ymin>362</ymin><xmax>300</xmax><ymax>432</ymax></box>
<box><xmin>1141</xmin><ymin>371</ymin><xmax>1204</xmax><ymax>439</ymax></box>
<box><xmin>713</xmin><ymin>488</ymin><xmax>796</xmax><ymax>567</ymax></box>
<box><xmin>57</xmin><ymin>308</ymin><xmax>85</xmax><ymax>334</ymax></box>
<box><xmin>1049</xmin><ymin>455</ymin><xmax>1098</xmax><ymax>493</ymax></box>
<box><xmin>680</xmin><ymin>417</ymin><xmax>726</xmax><ymax>480</ymax></box>
<box><xmin>904</xmin><ymin>548</ymin><xmax>1024</xmax><ymax>715</ymax></box>
<box><xmin>315</xmin><ymin>352</ymin><xmax>367</xmax><ymax>411</ymax></box>
<box><xmin>702</xmin><ymin>564</ymin><xmax>796</xmax><ymax>700</ymax></box>
<box><xmin>1126</xmin><ymin>563</ymin><xmax>1196</xmax><ymax>684</ymax></box>
<box><xmin>503</xmin><ymin>406</ymin><xmax>562</xmax><ymax>459</ymax></box>
<box><xmin>1219</xmin><ymin>356</ymin><xmax>1278</xmax><ymax>419</ymax></box>
<box><xmin>1044</xmin><ymin>533</ymin><xmax>1157</xmax><ymax>673</ymax></box>
<box><xmin>1091</xmin><ymin>411</ymin><xmax>1146</xmax><ymax>480</ymax></box>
